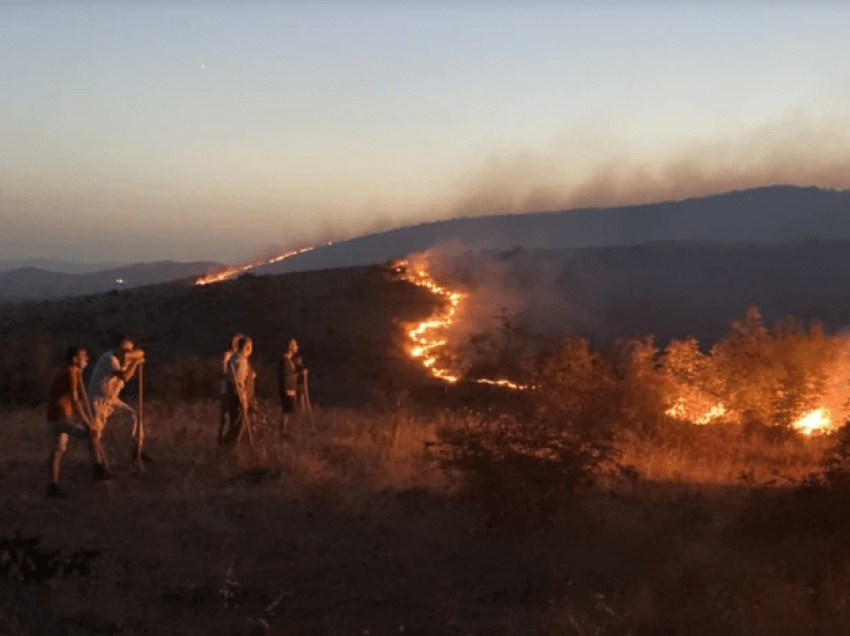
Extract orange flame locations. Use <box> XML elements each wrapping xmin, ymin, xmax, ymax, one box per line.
<box><xmin>792</xmin><ymin>407</ymin><xmax>833</xmax><ymax>435</ymax></box>
<box><xmin>195</xmin><ymin>243</ymin><xmax>332</xmax><ymax>286</ymax></box>
<box><xmin>665</xmin><ymin>398</ymin><xmax>728</xmax><ymax>425</ymax></box>
<box><xmin>397</xmin><ymin>259</ymin><xmax>527</xmax><ymax>390</ymax></box>
<box><xmin>667</xmin><ymin>398</ymin><xmax>837</xmax><ymax>435</ymax></box>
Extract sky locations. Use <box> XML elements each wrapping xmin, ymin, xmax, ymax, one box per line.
<box><xmin>2</xmin><ymin>1</ymin><xmax>850</xmax><ymax>264</ymax></box>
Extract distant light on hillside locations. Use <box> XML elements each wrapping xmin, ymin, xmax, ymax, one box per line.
<box><xmin>116</xmin><ymin>279</ymin><xmax>125</xmax><ymax>284</ymax></box>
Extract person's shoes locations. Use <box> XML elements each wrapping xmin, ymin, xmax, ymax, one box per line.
<box><xmin>92</xmin><ymin>464</ymin><xmax>116</xmax><ymax>482</ymax></box>
<box><xmin>46</xmin><ymin>483</ymin><xmax>69</xmax><ymax>499</ymax></box>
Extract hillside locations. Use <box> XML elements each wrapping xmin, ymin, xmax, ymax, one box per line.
<box><xmin>0</xmin><ymin>264</ymin><xmax>438</xmax><ymax>408</ymax></box>
<box><xmin>450</xmin><ymin>239</ymin><xmax>850</xmax><ymax>346</ymax></box>
<box><xmin>255</xmin><ymin>185</ymin><xmax>850</xmax><ymax>275</ymax></box>
<box><xmin>4</xmin><ymin>240</ymin><xmax>850</xmax><ymax>634</ymax></box>
<box><xmin>3</xmin><ymin>185</ymin><xmax>849</xmax><ymax>303</ymax></box>
<box><xmin>4</xmin><ymin>238</ymin><xmax>850</xmax><ymax>408</ymax></box>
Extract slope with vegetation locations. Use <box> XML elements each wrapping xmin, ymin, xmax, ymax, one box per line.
<box><xmin>2</xmin><ymin>260</ymin><xmax>850</xmax><ymax>634</ymax></box>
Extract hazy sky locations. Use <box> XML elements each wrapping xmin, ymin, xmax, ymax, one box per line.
<box><xmin>2</xmin><ymin>1</ymin><xmax>850</xmax><ymax>263</ymax></box>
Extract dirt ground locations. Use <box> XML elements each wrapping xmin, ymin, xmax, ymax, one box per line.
<box><xmin>1</xmin><ymin>402</ymin><xmax>563</xmax><ymax>636</ymax></box>
<box><xmin>4</xmin><ymin>399</ymin><xmax>850</xmax><ymax>636</ymax></box>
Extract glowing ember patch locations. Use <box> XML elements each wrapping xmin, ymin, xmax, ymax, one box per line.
<box><xmin>665</xmin><ymin>398</ymin><xmax>727</xmax><ymax>424</ymax></box>
<box><xmin>793</xmin><ymin>407</ymin><xmax>833</xmax><ymax>435</ymax></box>
<box><xmin>694</xmin><ymin>404</ymin><xmax>727</xmax><ymax>425</ymax></box>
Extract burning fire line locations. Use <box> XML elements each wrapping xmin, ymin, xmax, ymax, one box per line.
<box><xmin>397</xmin><ymin>260</ymin><xmax>527</xmax><ymax>390</ymax></box>
<box><xmin>195</xmin><ymin>248</ymin><xmax>838</xmax><ymax>434</ymax></box>
<box><xmin>665</xmin><ymin>399</ymin><xmax>835</xmax><ymax>435</ymax></box>
<box><xmin>194</xmin><ymin>243</ymin><xmax>333</xmax><ymax>286</ymax></box>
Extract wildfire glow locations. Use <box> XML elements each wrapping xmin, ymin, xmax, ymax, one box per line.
<box><xmin>194</xmin><ymin>243</ymin><xmax>333</xmax><ymax>286</ymax></box>
<box><xmin>396</xmin><ymin>259</ymin><xmax>527</xmax><ymax>390</ymax></box>
<box><xmin>400</xmin><ymin>265</ymin><xmax>464</xmax><ymax>383</ymax></box>
<box><xmin>665</xmin><ymin>398</ymin><xmax>728</xmax><ymax>425</ymax></box>
<box><xmin>792</xmin><ymin>407</ymin><xmax>833</xmax><ymax>436</ymax></box>
<box><xmin>666</xmin><ymin>398</ymin><xmax>837</xmax><ymax>435</ymax></box>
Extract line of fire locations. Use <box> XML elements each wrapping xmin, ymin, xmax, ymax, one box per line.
<box><xmin>196</xmin><ymin>246</ymin><xmax>840</xmax><ymax>435</ymax></box>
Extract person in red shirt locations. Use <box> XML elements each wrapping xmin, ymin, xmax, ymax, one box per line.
<box><xmin>46</xmin><ymin>346</ymin><xmax>99</xmax><ymax>498</ymax></box>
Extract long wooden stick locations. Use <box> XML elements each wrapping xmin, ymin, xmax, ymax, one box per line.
<box><xmin>79</xmin><ymin>376</ymin><xmax>94</xmax><ymax>425</ymax></box>
<box><xmin>134</xmin><ymin>363</ymin><xmax>145</xmax><ymax>470</ymax></box>
<box><xmin>302</xmin><ymin>374</ymin><xmax>315</xmax><ymax>430</ymax></box>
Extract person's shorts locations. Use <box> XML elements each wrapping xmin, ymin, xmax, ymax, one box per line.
<box><xmin>49</xmin><ymin>418</ymin><xmax>89</xmax><ymax>452</ymax></box>
<box><xmin>280</xmin><ymin>392</ymin><xmax>298</xmax><ymax>414</ymax></box>
<box><xmin>90</xmin><ymin>397</ymin><xmax>136</xmax><ymax>433</ymax></box>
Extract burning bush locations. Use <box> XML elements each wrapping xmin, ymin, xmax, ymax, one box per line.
<box><xmin>439</xmin><ymin>304</ymin><xmax>850</xmax><ymax>531</ymax></box>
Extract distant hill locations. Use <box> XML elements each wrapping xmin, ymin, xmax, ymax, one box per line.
<box><xmin>0</xmin><ymin>259</ymin><xmax>129</xmax><ymax>274</ymax></box>
<box><xmin>255</xmin><ymin>185</ymin><xmax>850</xmax><ymax>275</ymax></box>
<box><xmin>0</xmin><ymin>260</ymin><xmax>222</xmax><ymax>303</ymax></box>
<box><xmin>5</xmin><ymin>184</ymin><xmax>849</xmax><ymax>302</ymax></box>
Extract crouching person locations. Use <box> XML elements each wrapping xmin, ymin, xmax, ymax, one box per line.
<box><xmin>46</xmin><ymin>346</ymin><xmax>100</xmax><ymax>498</ymax></box>
<box><xmin>87</xmin><ymin>335</ymin><xmax>146</xmax><ymax>479</ymax></box>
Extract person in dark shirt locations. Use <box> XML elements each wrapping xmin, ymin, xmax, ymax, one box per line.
<box><xmin>46</xmin><ymin>346</ymin><xmax>99</xmax><ymax>498</ymax></box>
<box><xmin>278</xmin><ymin>339</ymin><xmax>306</xmax><ymax>436</ymax></box>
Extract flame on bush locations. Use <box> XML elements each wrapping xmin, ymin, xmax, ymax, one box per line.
<box><xmin>793</xmin><ymin>408</ymin><xmax>833</xmax><ymax>436</ymax></box>
<box><xmin>666</xmin><ymin>398</ymin><xmax>728</xmax><ymax>425</ymax></box>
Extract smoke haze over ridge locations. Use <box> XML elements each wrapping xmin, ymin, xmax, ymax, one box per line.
<box><xmin>4</xmin><ymin>0</ymin><xmax>850</xmax><ymax>264</ymax></box>
<box><xmin>5</xmin><ymin>107</ymin><xmax>850</xmax><ymax>265</ymax></box>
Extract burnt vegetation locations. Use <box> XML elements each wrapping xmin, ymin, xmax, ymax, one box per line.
<box><xmin>4</xmin><ymin>257</ymin><xmax>850</xmax><ymax>634</ymax></box>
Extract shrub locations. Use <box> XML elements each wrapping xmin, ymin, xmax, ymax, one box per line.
<box><xmin>439</xmin><ymin>411</ymin><xmax>619</xmax><ymax>525</ymax></box>
<box><xmin>439</xmin><ymin>336</ymin><xmax>623</xmax><ymax>530</ymax></box>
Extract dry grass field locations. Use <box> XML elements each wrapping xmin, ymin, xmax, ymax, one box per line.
<box><xmin>3</xmin><ymin>264</ymin><xmax>850</xmax><ymax>635</ymax></box>
<box><xmin>3</xmin><ymin>399</ymin><xmax>850</xmax><ymax>636</ymax></box>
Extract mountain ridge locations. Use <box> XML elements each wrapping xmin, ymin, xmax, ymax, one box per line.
<box><xmin>255</xmin><ymin>184</ymin><xmax>850</xmax><ymax>275</ymax></box>
<box><xmin>0</xmin><ymin>260</ymin><xmax>222</xmax><ymax>302</ymax></box>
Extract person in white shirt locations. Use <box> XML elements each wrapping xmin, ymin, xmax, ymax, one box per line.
<box><xmin>223</xmin><ymin>336</ymin><xmax>256</xmax><ymax>447</ymax></box>
<box><xmin>87</xmin><ymin>335</ymin><xmax>145</xmax><ymax>479</ymax></box>
<box><xmin>218</xmin><ymin>332</ymin><xmax>243</xmax><ymax>445</ymax></box>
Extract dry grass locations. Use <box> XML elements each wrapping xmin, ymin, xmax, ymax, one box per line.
<box><xmin>618</xmin><ymin>421</ymin><xmax>830</xmax><ymax>487</ymax></box>
<box><xmin>2</xmin><ymin>401</ymin><xmax>850</xmax><ymax>635</ymax></box>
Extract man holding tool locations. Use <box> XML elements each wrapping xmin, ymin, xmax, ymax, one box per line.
<box><xmin>87</xmin><ymin>335</ymin><xmax>146</xmax><ymax>478</ymax></box>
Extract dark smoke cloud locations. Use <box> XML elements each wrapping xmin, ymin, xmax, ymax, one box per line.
<box><xmin>434</xmin><ymin>110</ymin><xmax>850</xmax><ymax>222</ymax></box>
<box><xmin>418</xmin><ymin>242</ymin><xmax>596</xmax><ymax>349</ymax></box>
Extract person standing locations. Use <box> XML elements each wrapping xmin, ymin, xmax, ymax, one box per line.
<box><xmin>224</xmin><ymin>336</ymin><xmax>256</xmax><ymax>447</ymax></box>
<box><xmin>87</xmin><ymin>335</ymin><xmax>145</xmax><ymax>478</ymax></box>
<box><xmin>46</xmin><ymin>347</ymin><xmax>99</xmax><ymax>498</ymax></box>
<box><xmin>218</xmin><ymin>332</ymin><xmax>243</xmax><ymax>445</ymax></box>
<box><xmin>278</xmin><ymin>338</ymin><xmax>307</xmax><ymax>436</ymax></box>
